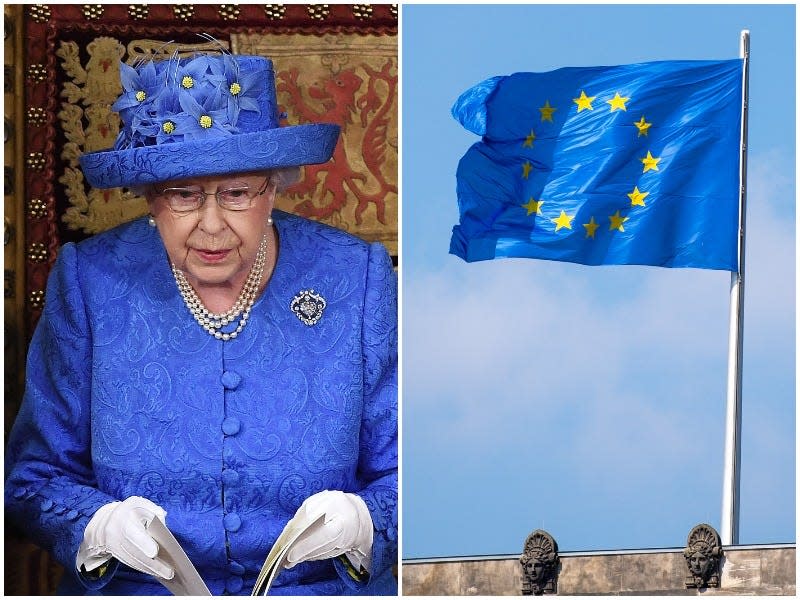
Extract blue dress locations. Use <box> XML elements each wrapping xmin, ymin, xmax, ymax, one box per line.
<box><xmin>4</xmin><ymin>211</ymin><xmax>398</xmax><ymax>595</ymax></box>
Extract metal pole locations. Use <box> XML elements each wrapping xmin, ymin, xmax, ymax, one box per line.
<box><xmin>720</xmin><ymin>30</ymin><xmax>749</xmax><ymax>546</ymax></box>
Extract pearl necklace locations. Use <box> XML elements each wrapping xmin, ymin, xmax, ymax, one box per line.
<box><xmin>171</xmin><ymin>234</ymin><xmax>269</xmax><ymax>341</ymax></box>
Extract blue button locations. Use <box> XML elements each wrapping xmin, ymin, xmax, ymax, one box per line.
<box><xmin>225</xmin><ymin>576</ymin><xmax>243</xmax><ymax>594</ymax></box>
<box><xmin>54</xmin><ymin>504</ymin><xmax>66</xmax><ymax>515</ymax></box>
<box><xmin>222</xmin><ymin>417</ymin><xmax>241</xmax><ymax>436</ymax></box>
<box><xmin>221</xmin><ymin>469</ymin><xmax>240</xmax><ymax>487</ymax></box>
<box><xmin>224</xmin><ymin>513</ymin><xmax>241</xmax><ymax>532</ymax></box>
<box><xmin>221</xmin><ymin>371</ymin><xmax>242</xmax><ymax>390</ymax></box>
<box><xmin>41</xmin><ymin>499</ymin><xmax>54</xmax><ymax>512</ymax></box>
<box><xmin>12</xmin><ymin>487</ymin><xmax>26</xmax><ymax>499</ymax></box>
<box><xmin>66</xmin><ymin>510</ymin><xmax>80</xmax><ymax>520</ymax></box>
<box><xmin>229</xmin><ymin>561</ymin><xmax>245</xmax><ymax>576</ymax></box>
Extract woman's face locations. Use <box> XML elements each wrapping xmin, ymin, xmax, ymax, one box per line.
<box><xmin>148</xmin><ymin>172</ymin><xmax>276</xmax><ymax>292</ymax></box>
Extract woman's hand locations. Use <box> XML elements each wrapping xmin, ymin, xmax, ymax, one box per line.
<box><xmin>77</xmin><ymin>496</ymin><xmax>174</xmax><ymax>580</ymax></box>
<box><xmin>284</xmin><ymin>490</ymin><xmax>374</xmax><ymax>572</ymax></box>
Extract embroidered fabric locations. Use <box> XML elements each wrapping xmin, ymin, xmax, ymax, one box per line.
<box><xmin>4</xmin><ymin>211</ymin><xmax>398</xmax><ymax>595</ymax></box>
<box><xmin>79</xmin><ymin>124</ymin><xmax>340</xmax><ymax>189</ymax></box>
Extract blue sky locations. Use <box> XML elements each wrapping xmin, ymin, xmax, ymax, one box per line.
<box><xmin>401</xmin><ymin>4</ymin><xmax>795</xmax><ymax>558</ymax></box>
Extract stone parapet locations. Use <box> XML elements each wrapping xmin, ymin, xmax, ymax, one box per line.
<box><xmin>402</xmin><ymin>545</ymin><xmax>795</xmax><ymax>595</ymax></box>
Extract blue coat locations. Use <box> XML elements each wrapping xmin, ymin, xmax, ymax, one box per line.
<box><xmin>5</xmin><ymin>211</ymin><xmax>398</xmax><ymax>595</ymax></box>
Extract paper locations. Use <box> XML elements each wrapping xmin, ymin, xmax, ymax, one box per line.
<box><xmin>146</xmin><ymin>509</ymin><xmax>326</xmax><ymax>596</ymax></box>
<box><xmin>251</xmin><ymin>510</ymin><xmax>326</xmax><ymax>596</ymax></box>
<box><xmin>148</xmin><ymin>517</ymin><xmax>212</xmax><ymax>596</ymax></box>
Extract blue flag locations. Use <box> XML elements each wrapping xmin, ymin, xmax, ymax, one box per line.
<box><xmin>450</xmin><ymin>59</ymin><xmax>743</xmax><ymax>271</ymax></box>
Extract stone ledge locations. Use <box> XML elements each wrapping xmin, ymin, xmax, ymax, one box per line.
<box><xmin>402</xmin><ymin>545</ymin><xmax>795</xmax><ymax>596</ymax></box>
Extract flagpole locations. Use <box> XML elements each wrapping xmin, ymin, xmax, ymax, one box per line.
<box><xmin>720</xmin><ymin>29</ymin><xmax>750</xmax><ymax>547</ymax></box>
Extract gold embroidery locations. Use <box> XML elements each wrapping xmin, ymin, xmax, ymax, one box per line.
<box><xmin>57</xmin><ymin>38</ymin><xmax>148</xmax><ymax>234</ymax></box>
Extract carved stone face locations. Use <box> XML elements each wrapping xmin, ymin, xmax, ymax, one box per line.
<box><xmin>525</xmin><ymin>559</ymin><xmax>546</xmax><ymax>582</ymax></box>
<box><xmin>688</xmin><ymin>551</ymin><xmax>712</xmax><ymax>577</ymax></box>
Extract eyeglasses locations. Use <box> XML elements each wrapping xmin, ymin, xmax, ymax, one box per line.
<box><xmin>156</xmin><ymin>176</ymin><xmax>271</xmax><ymax>213</ymax></box>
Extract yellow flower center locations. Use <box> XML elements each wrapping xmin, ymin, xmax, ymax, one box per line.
<box><xmin>181</xmin><ymin>76</ymin><xmax>194</xmax><ymax>89</ymax></box>
<box><xmin>199</xmin><ymin>115</ymin><xmax>212</xmax><ymax>129</ymax></box>
<box><xmin>162</xmin><ymin>121</ymin><xmax>175</xmax><ymax>134</ymax></box>
<box><xmin>135</xmin><ymin>90</ymin><xmax>146</xmax><ymax>102</ymax></box>
<box><xmin>229</xmin><ymin>82</ymin><xmax>242</xmax><ymax>96</ymax></box>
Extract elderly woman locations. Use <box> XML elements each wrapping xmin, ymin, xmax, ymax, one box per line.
<box><xmin>4</xmin><ymin>51</ymin><xmax>397</xmax><ymax>595</ymax></box>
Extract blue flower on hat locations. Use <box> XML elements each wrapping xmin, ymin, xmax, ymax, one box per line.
<box><xmin>112</xmin><ymin>61</ymin><xmax>164</xmax><ymax>126</ymax></box>
<box><xmin>113</xmin><ymin>102</ymin><xmax>164</xmax><ymax>150</ymax></box>
<box><xmin>150</xmin><ymin>86</ymin><xmax>186</xmax><ymax>144</ymax></box>
<box><xmin>114</xmin><ymin>83</ymin><xmax>175</xmax><ymax>149</ymax></box>
<box><xmin>167</xmin><ymin>54</ymin><xmax>216</xmax><ymax>102</ymax></box>
<box><xmin>207</xmin><ymin>55</ymin><xmax>263</xmax><ymax>124</ymax></box>
<box><xmin>124</xmin><ymin>114</ymin><xmax>181</xmax><ymax>148</ymax></box>
<box><xmin>172</xmin><ymin>89</ymin><xmax>233</xmax><ymax>140</ymax></box>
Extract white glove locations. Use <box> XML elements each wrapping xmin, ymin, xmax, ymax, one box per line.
<box><xmin>76</xmin><ymin>496</ymin><xmax>174</xmax><ymax>580</ymax></box>
<box><xmin>284</xmin><ymin>490</ymin><xmax>374</xmax><ymax>572</ymax></box>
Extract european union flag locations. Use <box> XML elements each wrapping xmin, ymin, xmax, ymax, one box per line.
<box><xmin>450</xmin><ymin>59</ymin><xmax>743</xmax><ymax>271</ymax></box>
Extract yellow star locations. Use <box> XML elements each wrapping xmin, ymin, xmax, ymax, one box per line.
<box><xmin>606</xmin><ymin>92</ymin><xmax>630</xmax><ymax>112</ymax></box>
<box><xmin>552</xmin><ymin>210</ymin><xmax>574</xmax><ymax>232</ymax></box>
<box><xmin>583</xmin><ymin>216</ymin><xmax>599</xmax><ymax>239</ymax></box>
<box><xmin>573</xmin><ymin>90</ymin><xmax>596</xmax><ymax>112</ymax></box>
<box><xmin>523</xmin><ymin>130</ymin><xmax>536</xmax><ymax>147</ymax></box>
<box><xmin>522</xmin><ymin>161</ymin><xmax>532</xmax><ymax>179</ymax></box>
<box><xmin>609</xmin><ymin>210</ymin><xmax>629</xmax><ymax>232</ymax></box>
<box><xmin>539</xmin><ymin>100</ymin><xmax>557</xmax><ymax>122</ymax></box>
<box><xmin>640</xmin><ymin>151</ymin><xmax>661</xmax><ymax>173</ymax></box>
<box><xmin>634</xmin><ymin>115</ymin><xmax>652</xmax><ymax>137</ymax></box>
<box><xmin>522</xmin><ymin>197</ymin><xmax>544</xmax><ymax>216</ymax></box>
<box><xmin>627</xmin><ymin>186</ymin><xmax>649</xmax><ymax>207</ymax></box>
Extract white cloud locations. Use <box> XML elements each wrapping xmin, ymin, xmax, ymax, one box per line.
<box><xmin>740</xmin><ymin>149</ymin><xmax>796</xmax><ymax>360</ymax></box>
<box><xmin>403</xmin><ymin>258</ymin><xmax>732</xmax><ymax>457</ymax></box>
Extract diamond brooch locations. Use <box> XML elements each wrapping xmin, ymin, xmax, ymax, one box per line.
<box><xmin>290</xmin><ymin>289</ymin><xmax>327</xmax><ymax>326</ymax></box>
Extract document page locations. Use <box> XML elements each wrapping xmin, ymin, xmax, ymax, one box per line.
<box><xmin>146</xmin><ymin>509</ymin><xmax>326</xmax><ymax>596</ymax></box>
<box><xmin>148</xmin><ymin>517</ymin><xmax>212</xmax><ymax>596</ymax></box>
<box><xmin>251</xmin><ymin>511</ymin><xmax>326</xmax><ymax>596</ymax></box>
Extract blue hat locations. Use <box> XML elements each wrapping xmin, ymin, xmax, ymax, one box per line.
<box><xmin>79</xmin><ymin>53</ymin><xmax>340</xmax><ymax>189</ymax></box>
